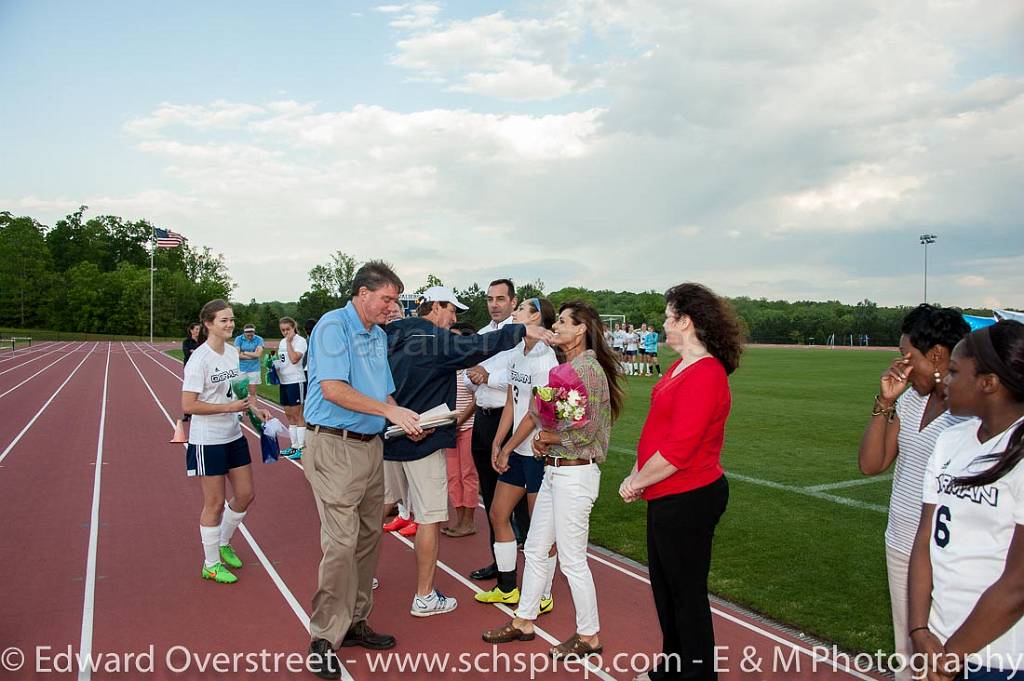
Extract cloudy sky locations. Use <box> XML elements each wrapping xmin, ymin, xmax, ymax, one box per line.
<box><xmin>2</xmin><ymin>1</ymin><xmax>1022</xmax><ymax>308</ymax></box>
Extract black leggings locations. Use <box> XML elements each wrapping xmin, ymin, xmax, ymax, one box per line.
<box><xmin>647</xmin><ymin>475</ymin><xmax>729</xmax><ymax>681</ymax></box>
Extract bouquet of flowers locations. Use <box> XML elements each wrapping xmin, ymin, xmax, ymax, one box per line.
<box><xmin>532</xmin><ymin>363</ymin><xmax>589</xmax><ymax>431</ymax></box>
<box><xmin>229</xmin><ymin>376</ymin><xmax>265</xmax><ymax>432</ymax></box>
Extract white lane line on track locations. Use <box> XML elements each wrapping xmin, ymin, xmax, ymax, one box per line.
<box><xmin>0</xmin><ymin>342</ymin><xmax>84</xmax><ymax>400</ymax></box>
<box><xmin>0</xmin><ymin>341</ymin><xmax>75</xmax><ymax>376</ymax></box>
<box><xmin>122</xmin><ymin>343</ymin><xmax>355</xmax><ymax>681</ymax></box>
<box><xmin>78</xmin><ymin>343</ymin><xmax>111</xmax><ymax>681</ymax></box>
<box><xmin>141</xmin><ymin>343</ymin><xmax>879</xmax><ymax>679</ymax></box>
<box><xmin>0</xmin><ymin>343</ymin><xmax>98</xmax><ymax>466</ymax></box>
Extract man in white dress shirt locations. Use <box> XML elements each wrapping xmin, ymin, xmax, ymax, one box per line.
<box><xmin>464</xmin><ymin>279</ymin><xmax>532</xmax><ymax>581</ymax></box>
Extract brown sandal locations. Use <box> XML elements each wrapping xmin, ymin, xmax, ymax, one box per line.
<box><xmin>482</xmin><ymin>622</ymin><xmax>535</xmax><ymax>644</ymax></box>
<box><xmin>549</xmin><ymin>634</ymin><xmax>603</xmax><ymax>659</ymax></box>
<box><xmin>443</xmin><ymin>526</ymin><xmax>476</xmax><ymax>538</ymax></box>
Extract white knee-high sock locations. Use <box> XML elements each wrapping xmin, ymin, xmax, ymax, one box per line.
<box><xmin>220</xmin><ymin>503</ymin><xmax>247</xmax><ymax>546</ymax></box>
<box><xmin>494</xmin><ymin>540</ymin><xmax>518</xmax><ymax>573</ymax></box>
<box><xmin>200</xmin><ymin>525</ymin><xmax>220</xmax><ymax>567</ymax></box>
<box><xmin>542</xmin><ymin>553</ymin><xmax>558</xmax><ymax>598</ymax></box>
<box><xmin>295</xmin><ymin>426</ymin><xmax>306</xmax><ymax>447</ymax></box>
<box><xmin>288</xmin><ymin>425</ymin><xmax>298</xmax><ymax>446</ymax></box>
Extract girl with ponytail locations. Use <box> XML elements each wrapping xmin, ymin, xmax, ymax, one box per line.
<box><xmin>181</xmin><ymin>299</ymin><xmax>269</xmax><ymax>585</ymax></box>
<box><xmin>908</xmin><ymin>320</ymin><xmax>1024</xmax><ymax>680</ymax></box>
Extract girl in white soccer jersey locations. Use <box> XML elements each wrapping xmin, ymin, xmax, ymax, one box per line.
<box><xmin>274</xmin><ymin>316</ymin><xmax>308</xmax><ymax>461</ymax></box>
<box><xmin>909</xmin><ymin>320</ymin><xmax>1024</xmax><ymax>681</ymax></box>
<box><xmin>181</xmin><ymin>299</ymin><xmax>269</xmax><ymax>585</ymax></box>
<box><xmin>475</xmin><ymin>298</ymin><xmax>560</xmax><ymax>610</ymax></box>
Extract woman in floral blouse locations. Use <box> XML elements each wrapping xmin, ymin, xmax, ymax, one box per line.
<box><xmin>483</xmin><ymin>301</ymin><xmax>624</xmax><ymax>660</ymax></box>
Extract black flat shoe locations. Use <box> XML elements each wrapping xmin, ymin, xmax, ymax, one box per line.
<box><xmin>341</xmin><ymin>621</ymin><xmax>396</xmax><ymax>650</ymax></box>
<box><xmin>470</xmin><ymin>563</ymin><xmax>498</xmax><ymax>580</ymax></box>
<box><xmin>307</xmin><ymin>639</ymin><xmax>341</xmax><ymax>680</ymax></box>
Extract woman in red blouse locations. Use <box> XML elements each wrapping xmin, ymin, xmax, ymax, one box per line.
<box><xmin>620</xmin><ymin>283</ymin><xmax>743</xmax><ymax>681</ymax></box>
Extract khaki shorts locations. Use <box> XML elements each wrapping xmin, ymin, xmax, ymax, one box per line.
<box><xmin>385</xmin><ymin>450</ymin><xmax>449</xmax><ymax>524</ymax></box>
<box><xmin>242</xmin><ymin>370</ymin><xmax>262</xmax><ymax>386</ymax></box>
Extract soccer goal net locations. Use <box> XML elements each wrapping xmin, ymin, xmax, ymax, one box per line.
<box><xmin>600</xmin><ymin>314</ymin><xmax>626</xmax><ymax>329</ymax></box>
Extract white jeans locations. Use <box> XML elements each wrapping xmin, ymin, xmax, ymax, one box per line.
<box><xmin>886</xmin><ymin>545</ymin><xmax>912</xmax><ymax>681</ymax></box>
<box><xmin>516</xmin><ymin>462</ymin><xmax>601</xmax><ymax>635</ymax></box>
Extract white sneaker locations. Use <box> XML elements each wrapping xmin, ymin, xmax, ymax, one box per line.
<box><xmin>410</xmin><ymin>589</ymin><xmax>458</xmax><ymax>617</ymax></box>
<box><xmin>372</xmin><ymin>577</ymin><xmax>379</xmax><ymax>590</ymax></box>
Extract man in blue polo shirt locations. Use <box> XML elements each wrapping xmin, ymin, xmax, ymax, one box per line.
<box><xmin>301</xmin><ymin>261</ymin><xmax>421</xmax><ymax>681</ymax></box>
<box><xmin>233</xmin><ymin>324</ymin><xmax>263</xmax><ymax>398</ymax></box>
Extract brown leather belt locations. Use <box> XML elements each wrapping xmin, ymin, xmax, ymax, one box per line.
<box><xmin>543</xmin><ymin>456</ymin><xmax>595</xmax><ymax>467</ymax></box>
<box><xmin>309</xmin><ymin>424</ymin><xmax>379</xmax><ymax>442</ymax></box>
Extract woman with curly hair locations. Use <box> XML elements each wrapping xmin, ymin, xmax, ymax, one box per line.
<box><xmin>858</xmin><ymin>304</ymin><xmax>969</xmax><ymax>679</ymax></box>
<box><xmin>620</xmin><ymin>283</ymin><xmax>743</xmax><ymax>681</ymax></box>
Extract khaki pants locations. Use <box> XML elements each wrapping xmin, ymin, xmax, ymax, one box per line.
<box><xmin>303</xmin><ymin>430</ymin><xmax>384</xmax><ymax>648</ymax></box>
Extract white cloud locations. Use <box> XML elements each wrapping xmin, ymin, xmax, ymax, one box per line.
<box><xmin>390</xmin><ymin>11</ymin><xmax>587</xmax><ymax>101</ymax></box>
<box><xmin>450</xmin><ymin>60</ymin><xmax>576</xmax><ymax>101</ymax></box>
<box><xmin>124</xmin><ymin>100</ymin><xmax>266</xmax><ymax>137</ymax></box>
<box><xmin>245</xmin><ymin>104</ymin><xmax>604</xmax><ymax>162</ymax></box>
<box><xmin>784</xmin><ymin>165</ymin><xmax>922</xmax><ymax>215</ymax></box>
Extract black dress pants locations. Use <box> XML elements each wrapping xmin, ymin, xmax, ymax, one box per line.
<box><xmin>647</xmin><ymin>475</ymin><xmax>729</xmax><ymax>681</ymax></box>
<box><xmin>470</xmin><ymin>407</ymin><xmax>530</xmax><ymax>558</ymax></box>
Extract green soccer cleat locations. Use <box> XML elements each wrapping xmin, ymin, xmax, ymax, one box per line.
<box><xmin>539</xmin><ymin>595</ymin><xmax>554</xmax><ymax>614</ymax></box>
<box><xmin>474</xmin><ymin>586</ymin><xmax>520</xmax><ymax>604</ymax></box>
<box><xmin>286</xmin><ymin>447</ymin><xmax>303</xmax><ymax>461</ymax></box>
<box><xmin>201</xmin><ymin>562</ymin><xmax>237</xmax><ymax>584</ymax></box>
<box><xmin>219</xmin><ymin>545</ymin><xmax>242</xmax><ymax>569</ymax></box>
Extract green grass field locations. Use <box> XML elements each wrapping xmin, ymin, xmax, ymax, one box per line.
<box><xmin>167</xmin><ymin>345</ymin><xmax>898</xmax><ymax>654</ymax></box>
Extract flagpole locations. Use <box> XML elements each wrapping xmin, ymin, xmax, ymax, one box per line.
<box><xmin>150</xmin><ymin>240</ymin><xmax>155</xmax><ymax>344</ymax></box>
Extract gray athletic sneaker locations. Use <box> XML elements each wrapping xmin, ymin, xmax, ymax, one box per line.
<box><xmin>410</xmin><ymin>589</ymin><xmax>458</xmax><ymax>617</ymax></box>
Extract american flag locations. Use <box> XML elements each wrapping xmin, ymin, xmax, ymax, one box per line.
<box><xmin>154</xmin><ymin>227</ymin><xmax>186</xmax><ymax>249</ymax></box>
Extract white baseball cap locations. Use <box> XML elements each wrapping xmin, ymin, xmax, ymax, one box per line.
<box><xmin>420</xmin><ymin>285</ymin><xmax>468</xmax><ymax>310</ymax></box>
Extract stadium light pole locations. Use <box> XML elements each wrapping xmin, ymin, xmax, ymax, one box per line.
<box><xmin>920</xmin><ymin>234</ymin><xmax>937</xmax><ymax>303</ymax></box>
<box><xmin>149</xmin><ymin>241</ymin><xmax>155</xmax><ymax>344</ymax></box>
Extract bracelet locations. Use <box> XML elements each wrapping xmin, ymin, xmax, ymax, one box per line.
<box><xmin>872</xmin><ymin>395</ymin><xmax>897</xmax><ymax>423</ymax></box>
<box><xmin>908</xmin><ymin>626</ymin><xmax>930</xmax><ymax>636</ymax></box>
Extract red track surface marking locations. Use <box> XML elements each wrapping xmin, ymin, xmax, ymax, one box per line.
<box><xmin>0</xmin><ymin>343</ymin><xmax>106</xmax><ymax>679</ymax></box>
<box><xmin>0</xmin><ymin>342</ymin><xmax>76</xmax><ymax>377</ymax></box>
<box><xmin>0</xmin><ymin>340</ymin><xmax>57</xmax><ymax>362</ymax></box>
<box><xmin>0</xmin><ymin>342</ymin><xmax>888</xmax><ymax>680</ymax></box>
<box><xmin>0</xmin><ymin>343</ymin><xmax>86</xmax><ymax>400</ymax></box>
<box><xmin>0</xmin><ymin>343</ymin><xmax>97</xmax><ymax>466</ymax></box>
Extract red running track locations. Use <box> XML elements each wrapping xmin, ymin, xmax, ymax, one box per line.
<box><xmin>0</xmin><ymin>342</ymin><xmax>886</xmax><ymax>680</ymax></box>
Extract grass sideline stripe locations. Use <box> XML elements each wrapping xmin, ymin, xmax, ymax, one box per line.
<box><xmin>607</xmin><ymin>446</ymin><xmax>888</xmax><ymax>514</ymax></box>
<box><xmin>805</xmin><ymin>475</ymin><xmax>892</xmax><ymax>493</ymax></box>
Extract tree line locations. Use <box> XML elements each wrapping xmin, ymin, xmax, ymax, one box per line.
<box><xmin>281</xmin><ymin>251</ymin><xmax>1001</xmax><ymax>347</ymax></box>
<box><xmin>0</xmin><ymin>208</ymin><xmax>232</xmax><ymax>336</ymax></box>
<box><xmin>1</xmin><ymin>209</ymin><xmax>1003</xmax><ymax>344</ymax></box>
